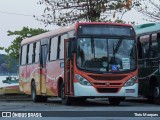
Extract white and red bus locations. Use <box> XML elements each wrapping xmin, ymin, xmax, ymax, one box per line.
<box><xmin>19</xmin><ymin>22</ymin><xmax>138</xmax><ymax>105</ymax></box>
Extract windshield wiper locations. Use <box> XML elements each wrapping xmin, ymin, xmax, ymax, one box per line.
<box><xmin>110</xmin><ymin>39</ymin><xmax>123</xmax><ymax>65</ymax></box>
<box><xmin>113</xmin><ymin>38</ymin><xmax>123</xmax><ymax>55</ymax></box>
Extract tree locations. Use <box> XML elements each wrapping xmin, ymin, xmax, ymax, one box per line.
<box><xmin>0</xmin><ymin>47</ymin><xmax>4</xmax><ymax>50</ymax></box>
<box><xmin>0</xmin><ymin>54</ymin><xmax>18</xmax><ymax>75</ymax></box>
<box><xmin>5</xmin><ymin>27</ymin><xmax>48</xmax><ymax>60</ymax></box>
<box><xmin>132</xmin><ymin>0</ymin><xmax>160</xmax><ymax>22</ymax></box>
<box><xmin>35</xmin><ymin>0</ymin><xmax>132</xmax><ymax>26</ymax></box>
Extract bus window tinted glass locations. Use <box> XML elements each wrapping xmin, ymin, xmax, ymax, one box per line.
<box><xmin>28</xmin><ymin>43</ymin><xmax>33</xmax><ymax>64</ymax></box>
<box><xmin>50</xmin><ymin>36</ymin><xmax>58</xmax><ymax>60</ymax></box>
<box><xmin>21</xmin><ymin>45</ymin><xmax>27</xmax><ymax>65</ymax></box>
<box><xmin>140</xmin><ymin>35</ymin><xmax>149</xmax><ymax>58</ymax></box>
<box><xmin>150</xmin><ymin>39</ymin><xmax>158</xmax><ymax>58</ymax></box>
<box><xmin>60</xmin><ymin>34</ymin><xmax>68</xmax><ymax>59</ymax></box>
<box><xmin>35</xmin><ymin>42</ymin><xmax>40</xmax><ymax>63</ymax></box>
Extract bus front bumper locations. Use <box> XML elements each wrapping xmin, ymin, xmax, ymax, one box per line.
<box><xmin>74</xmin><ymin>83</ymin><xmax>138</xmax><ymax>97</ymax></box>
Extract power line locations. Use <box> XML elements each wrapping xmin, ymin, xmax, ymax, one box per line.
<box><xmin>0</xmin><ymin>10</ymin><xmax>40</xmax><ymax>17</ymax></box>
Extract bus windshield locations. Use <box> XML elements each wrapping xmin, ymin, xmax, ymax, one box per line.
<box><xmin>76</xmin><ymin>37</ymin><xmax>136</xmax><ymax>73</ymax></box>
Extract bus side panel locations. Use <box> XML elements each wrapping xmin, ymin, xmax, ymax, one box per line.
<box><xmin>19</xmin><ymin>64</ymin><xmax>41</xmax><ymax>95</ymax></box>
<box><xmin>46</xmin><ymin>60</ymin><xmax>64</xmax><ymax>96</ymax></box>
<box><xmin>32</xmin><ymin>64</ymin><xmax>41</xmax><ymax>95</ymax></box>
<box><xmin>26</xmin><ymin>64</ymin><xmax>41</xmax><ymax>95</ymax></box>
<box><xmin>19</xmin><ymin>65</ymin><xmax>27</xmax><ymax>94</ymax></box>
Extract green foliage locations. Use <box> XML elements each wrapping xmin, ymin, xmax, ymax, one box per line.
<box><xmin>0</xmin><ymin>54</ymin><xmax>18</xmax><ymax>75</ymax></box>
<box><xmin>0</xmin><ymin>47</ymin><xmax>4</xmax><ymax>50</ymax></box>
<box><xmin>35</xmin><ymin>0</ymin><xmax>132</xmax><ymax>26</ymax></box>
<box><xmin>5</xmin><ymin>27</ymin><xmax>48</xmax><ymax>60</ymax></box>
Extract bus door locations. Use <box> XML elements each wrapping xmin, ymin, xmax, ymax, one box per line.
<box><xmin>40</xmin><ymin>44</ymin><xmax>47</xmax><ymax>94</ymax></box>
<box><xmin>64</xmin><ymin>39</ymin><xmax>75</xmax><ymax>95</ymax></box>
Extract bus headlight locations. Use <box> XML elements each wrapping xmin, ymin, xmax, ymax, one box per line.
<box><xmin>75</xmin><ymin>74</ymin><xmax>91</xmax><ymax>86</ymax></box>
<box><xmin>124</xmin><ymin>76</ymin><xmax>137</xmax><ymax>87</ymax></box>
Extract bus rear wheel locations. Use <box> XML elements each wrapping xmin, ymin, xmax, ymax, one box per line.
<box><xmin>60</xmin><ymin>84</ymin><xmax>73</xmax><ymax>105</ymax></box>
<box><xmin>31</xmin><ymin>81</ymin><xmax>38</xmax><ymax>102</ymax></box>
<box><xmin>31</xmin><ymin>81</ymin><xmax>47</xmax><ymax>102</ymax></box>
<box><xmin>153</xmin><ymin>86</ymin><xmax>160</xmax><ymax>104</ymax></box>
<box><xmin>108</xmin><ymin>97</ymin><xmax>123</xmax><ymax>105</ymax></box>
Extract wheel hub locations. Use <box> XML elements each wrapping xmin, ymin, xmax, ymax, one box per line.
<box><xmin>154</xmin><ymin>87</ymin><xmax>159</xmax><ymax>98</ymax></box>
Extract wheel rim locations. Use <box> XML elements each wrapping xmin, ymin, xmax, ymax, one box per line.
<box><xmin>154</xmin><ymin>87</ymin><xmax>159</xmax><ymax>98</ymax></box>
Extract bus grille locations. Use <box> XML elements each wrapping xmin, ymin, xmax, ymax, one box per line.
<box><xmin>88</xmin><ymin>75</ymin><xmax>127</xmax><ymax>81</ymax></box>
<box><xmin>97</xmin><ymin>88</ymin><xmax>119</xmax><ymax>93</ymax></box>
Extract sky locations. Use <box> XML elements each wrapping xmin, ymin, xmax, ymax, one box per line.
<box><xmin>0</xmin><ymin>0</ymin><xmax>151</xmax><ymax>54</ymax></box>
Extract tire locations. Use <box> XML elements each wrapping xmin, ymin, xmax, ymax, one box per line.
<box><xmin>153</xmin><ymin>86</ymin><xmax>160</xmax><ymax>104</ymax></box>
<box><xmin>108</xmin><ymin>98</ymin><xmax>121</xmax><ymax>105</ymax></box>
<box><xmin>31</xmin><ymin>81</ymin><xmax>47</xmax><ymax>102</ymax></box>
<box><xmin>60</xmin><ymin>84</ymin><xmax>73</xmax><ymax>105</ymax></box>
<box><xmin>31</xmin><ymin>81</ymin><xmax>39</xmax><ymax>102</ymax></box>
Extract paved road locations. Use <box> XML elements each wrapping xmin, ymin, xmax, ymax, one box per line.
<box><xmin>0</xmin><ymin>95</ymin><xmax>160</xmax><ymax>120</ymax></box>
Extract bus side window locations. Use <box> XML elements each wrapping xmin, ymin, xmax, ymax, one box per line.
<box><xmin>28</xmin><ymin>43</ymin><xmax>33</xmax><ymax>64</ymax></box>
<box><xmin>59</xmin><ymin>34</ymin><xmax>68</xmax><ymax>59</ymax></box>
<box><xmin>33</xmin><ymin>43</ymin><xmax>36</xmax><ymax>63</ymax></box>
<box><xmin>50</xmin><ymin>36</ymin><xmax>58</xmax><ymax>60</ymax></box>
<box><xmin>150</xmin><ymin>34</ymin><xmax>158</xmax><ymax>58</ymax></box>
<box><xmin>35</xmin><ymin>42</ymin><xmax>40</xmax><ymax>63</ymax></box>
<box><xmin>20</xmin><ymin>47</ymin><xmax>22</xmax><ymax>65</ymax></box>
<box><xmin>137</xmin><ymin>37</ymin><xmax>142</xmax><ymax>59</ymax></box>
<box><xmin>21</xmin><ymin>45</ymin><xmax>27</xmax><ymax>65</ymax></box>
<box><xmin>26</xmin><ymin>45</ymin><xmax>29</xmax><ymax>64</ymax></box>
<box><xmin>140</xmin><ymin>35</ymin><xmax>149</xmax><ymax>58</ymax></box>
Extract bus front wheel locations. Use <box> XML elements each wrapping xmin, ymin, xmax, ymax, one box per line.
<box><xmin>60</xmin><ymin>84</ymin><xmax>73</xmax><ymax>105</ymax></box>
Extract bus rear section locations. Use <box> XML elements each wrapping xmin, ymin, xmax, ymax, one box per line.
<box><xmin>63</xmin><ymin>22</ymin><xmax>138</xmax><ymax>105</ymax></box>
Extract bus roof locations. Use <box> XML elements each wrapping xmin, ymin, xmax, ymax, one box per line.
<box><xmin>76</xmin><ymin>22</ymin><xmax>132</xmax><ymax>27</ymax></box>
<box><xmin>21</xmin><ymin>22</ymin><xmax>133</xmax><ymax>45</ymax></box>
<box><xmin>21</xmin><ymin>23</ymin><xmax>76</xmax><ymax>45</ymax></box>
<box><xmin>134</xmin><ymin>23</ymin><xmax>160</xmax><ymax>36</ymax></box>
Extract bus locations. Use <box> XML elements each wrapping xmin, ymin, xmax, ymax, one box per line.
<box><xmin>19</xmin><ymin>22</ymin><xmax>138</xmax><ymax>105</ymax></box>
<box><xmin>135</xmin><ymin>23</ymin><xmax>160</xmax><ymax>104</ymax></box>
